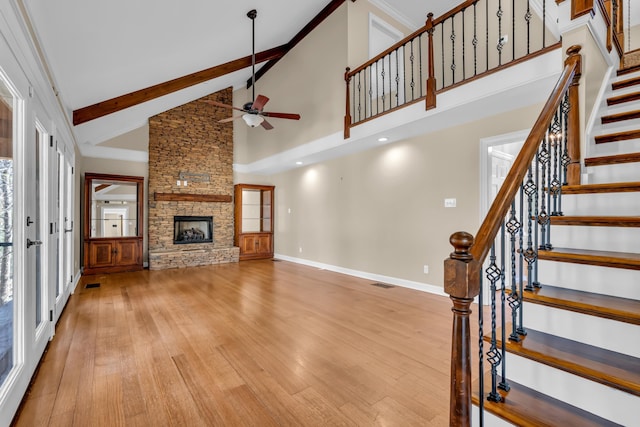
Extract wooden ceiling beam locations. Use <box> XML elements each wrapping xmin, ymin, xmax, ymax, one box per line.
<box><xmin>246</xmin><ymin>0</ymin><xmax>356</xmax><ymax>89</ymax></box>
<box><xmin>72</xmin><ymin>44</ymin><xmax>287</xmax><ymax>126</ymax></box>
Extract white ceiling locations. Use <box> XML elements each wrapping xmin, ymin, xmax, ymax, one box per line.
<box><xmin>20</xmin><ymin>0</ymin><xmax>459</xmax><ymax>149</ymax></box>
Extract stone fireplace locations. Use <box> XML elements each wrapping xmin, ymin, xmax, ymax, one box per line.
<box><xmin>147</xmin><ymin>87</ymin><xmax>239</xmax><ymax>270</ymax></box>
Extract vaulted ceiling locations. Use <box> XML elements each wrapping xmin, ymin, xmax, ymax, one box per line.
<box><xmin>20</xmin><ymin>0</ymin><xmax>461</xmax><ymax>152</ymax></box>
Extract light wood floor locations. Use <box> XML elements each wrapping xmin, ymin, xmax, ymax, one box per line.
<box><xmin>13</xmin><ymin>260</ymin><xmax>458</xmax><ymax>426</ymax></box>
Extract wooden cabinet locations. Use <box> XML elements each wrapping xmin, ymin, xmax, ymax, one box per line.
<box><xmin>234</xmin><ymin>184</ymin><xmax>274</xmax><ymax>260</ymax></box>
<box><xmin>83</xmin><ymin>173</ymin><xmax>144</xmax><ymax>275</ymax></box>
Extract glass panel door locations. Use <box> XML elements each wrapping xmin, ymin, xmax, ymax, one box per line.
<box><xmin>0</xmin><ymin>74</ymin><xmax>15</xmax><ymax>386</ymax></box>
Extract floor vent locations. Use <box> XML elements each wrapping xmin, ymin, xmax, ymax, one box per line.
<box><xmin>370</xmin><ymin>282</ymin><xmax>394</xmax><ymax>289</ymax></box>
<box><xmin>85</xmin><ymin>283</ymin><xmax>100</xmax><ymax>289</ymax></box>
<box><xmin>272</xmin><ymin>259</ymin><xmax>282</xmax><ymax>262</ymax></box>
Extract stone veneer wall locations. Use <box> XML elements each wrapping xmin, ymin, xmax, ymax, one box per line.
<box><xmin>148</xmin><ymin>87</ymin><xmax>239</xmax><ymax>269</ymax></box>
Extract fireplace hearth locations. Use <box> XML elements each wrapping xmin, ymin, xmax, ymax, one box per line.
<box><xmin>174</xmin><ymin>216</ymin><xmax>213</xmax><ymax>244</ymax></box>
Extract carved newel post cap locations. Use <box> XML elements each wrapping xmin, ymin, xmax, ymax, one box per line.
<box><xmin>566</xmin><ymin>45</ymin><xmax>581</xmax><ymax>56</ymax></box>
<box><xmin>449</xmin><ymin>232</ymin><xmax>474</xmax><ymax>261</ymax></box>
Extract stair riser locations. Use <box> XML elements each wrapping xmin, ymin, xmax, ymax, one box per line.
<box><xmin>524</xmin><ymin>302</ymin><xmax>639</xmax><ymax>357</ymax></box>
<box><xmin>472</xmin><ymin>406</ymin><xmax>514</xmax><ymax>427</ymax></box>
<box><xmin>549</xmin><ymin>225</ymin><xmax>640</xmax><ymax>253</ymax></box>
<box><xmin>584</xmin><ymin>162</ymin><xmax>640</xmax><ymax>184</ymax></box>
<box><xmin>537</xmin><ymin>260</ymin><xmax>640</xmax><ymax>300</ymax></box>
<box><xmin>561</xmin><ymin>192</ymin><xmax>640</xmax><ymax>216</ymax></box>
<box><xmin>505</xmin><ymin>353</ymin><xmax>638</xmax><ymax>426</ymax></box>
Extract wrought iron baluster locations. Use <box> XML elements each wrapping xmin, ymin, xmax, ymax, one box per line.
<box><xmin>533</xmin><ymin>151</ymin><xmax>541</xmax><ymax>288</ymax></box>
<box><xmin>485</xmin><ymin>243</ymin><xmax>503</xmax><ymax>402</ymax></box>
<box><xmin>403</xmin><ymin>43</ymin><xmax>407</xmax><ymax>104</ymax></box>
<box><xmin>381</xmin><ymin>58</ymin><xmax>386</xmax><ymax>111</ymax></box>
<box><xmin>543</xmin><ymin>0</ymin><xmax>546</xmax><ymax>48</ymax></box>
<box><xmin>356</xmin><ymin>72</ymin><xmax>361</xmax><ymax>122</ymax></box>
<box><xmin>442</xmin><ymin>24</ymin><xmax>445</xmax><ymax>86</ymax></box>
<box><xmin>411</xmin><ymin>39</ymin><xmax>416</xmax><ymax>100</ymax></box>
<box><xmin>538</xmin><ymin>134</ymin><xmax>550</xmax><ymax>250</ymax></box>
<box><xmin>550</xmin><ymin>110</ymin><xmax>562</xmax><ymax>216</ymax></box>
<box><xmin>523</xmin><ymin>165</ymin><xmax>538</xmax><ymax>292</ymax></box>
<box><xmin>395</xmin><ymin>49</ymin><xmax>400</xmax><ymax>108</ymax></box>
<box><xmin>462</xmin><ymin>8</ymin><xmax>466</xmax><ymax>80</ymax></box>
<box><xmin>451</xmin><ymin>16</ymin><xmax>456</xmax><ymax>84</ymax></box>
<box><xmin>497</xmin><ymin>0</ymin><xmax>504</xmax><ymax>66</ymax></box>
<box><xmin>478</xmin><ymin>273</ymin><xmax>485</xmax><ymax>425</ymax></box>
<box><xmin>560</xmin><ymin>92</ymin><xmax>571</xmax><ymax>218</ymax></box>
<box><xmin>512</xmin><ymin>0</ymin><xmax>515</xmax><ymax>60</ymax></box>
<box><xmin>486</xmin><ymin>0</ymin><xmax>489</xmax><ymax>72</ymax></box>
<box><xmin>499</xmin><ymin>223</ymin><xmax>510</xmax><ymax>392</ymax></box>
<box><xmin>517</xmin><ymin>187</ymin><xmax>527</xmax><ymax>336</ymax></box>
<box><xmin>546</xmin><ymin>129</ymin><xmax>554</xmax><ymax>248</ymax></box>
<box><xmin>369</xmin><ymin>66</ymin><xmax>373</xmax><ymax>119</ymax></box>
<box><xmin>526</xmin><ymin>0</ymin><xmax>531</xmax><ymax>54</ymax></box>
<box><xmin>419</xmin><ymin>33</ymin><xmax>423</xmax><ymax>96</ymax></box>
<box><xmin>473</xmin><ymin>3</ymin><xmax>478</xmax><ymax>76</ymax></box>
<box><xmin>506</xmin><ymin>201</ymin><xmax>523</xmax><ymax>342</ymax></box>
<box><xmin>375</xmin><ymin>61</ymin><xmax>379</xmax><ymax>115</ymax></box>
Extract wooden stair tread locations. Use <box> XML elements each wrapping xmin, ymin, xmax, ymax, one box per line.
<box><xmin>524</xmin><ymin>284</ymin><xmax>640</xmax><ymax>325</ymax></box>
<box><xmin>485</xmin><ymin>329</ymin><xmax>640</xmax><ymax>396</ymax></box>
<box><xmin>472</xmin><ymin>374</ymin><xmax>621</xmax><ymax>427</ymax></box>
<box><xmin>585</xmin><ymin>152</ymin><xmax>640</xmax><ymax>166</ymax></box>
<box><xmin>618</xmin><ymin>64</ymin><xmax>640</xmax><ymax>76</ymax></box>
<box><xmin>562</xmin><ymin>182</ymin><xmax>640</xmax><ymax>194</ymax></box>
<box><xmin>538</xmin><ymin>247</ymin><xmax>640</xmax><ymax>270</ymax></box>
<box><xmin>607</xmin><ymin>91</ymin><xmax>640</xmax><ymax>106</ymax></box>
<box><xmin>601</xmin><ymin>109</ymin><xmax>640</xmax><ymax>124</ymax></box>
<box><xmin>549</xmin><ymin>215</ymin><xmax>640</xmax><ymax>227</ymax></box>
<box><xmin>612</xmin><ymin>76</ymin><xmax>640</xmax><ymax>90</ymax></box>
<box><xmin>595</xmin><ymin>129</ymin><xmax>640</xmax><ymax>144</ymax></box>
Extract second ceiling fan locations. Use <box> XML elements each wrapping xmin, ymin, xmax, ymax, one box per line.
<box><xmin>205</xmin><ymin>9</ymin><xmax>301</xmax><ymax>130</ymax></box>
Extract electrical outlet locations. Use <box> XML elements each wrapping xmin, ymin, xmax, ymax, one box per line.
<box><xmin>176</xmin><ymin>180</ymin><xmax>181</xmax><ymax>186</ymax></box>
<box><xmin>423</xmin><ymin>265</ymin><xmax>429</xmax><ymax>274</ymax></box>
<box><xmin>299</xmin><ymin>247</ymin><xmax>303</xmax><ymax>253</ymax></box>
<box><xmin>444</xmin><ymin>198</ymin><xmax>457</xmax><ymax>208</ymax></box>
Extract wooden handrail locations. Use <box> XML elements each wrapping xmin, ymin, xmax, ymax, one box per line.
<box><xmin>432</xmin><ymin>0</ymin><xmax>479</xmax><ymax>26</ymax></box>
<box><xmin>445</xmin><ymin>45</ymin><xmax>582</xmax><ymax>427</ymax></box>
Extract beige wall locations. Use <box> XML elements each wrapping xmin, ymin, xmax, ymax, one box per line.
<box><xmin>80</xmin><ymin>156</ymin><xmax>149</xmax><ymax>263</ymax></box>
<box><xmin>562</xmin><ymin>26</ymin><xmax>609</xmax><ymax>159</ymax></box>
<box><xmin>265</xmin><ymin>104</ymin><xmax>542</xmax><ymax>287</ymax></box>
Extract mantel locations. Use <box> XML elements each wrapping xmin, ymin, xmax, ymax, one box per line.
<box><xmin>154</xmin><ymin>192</ymin><xmax>232</xmax><ymax>202</ymax></box>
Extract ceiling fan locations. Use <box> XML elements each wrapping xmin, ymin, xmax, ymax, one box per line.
<box><xmin>204</xmin><ymin>9</ymin><xmax>301</xmax><ymax>130</ymax></box>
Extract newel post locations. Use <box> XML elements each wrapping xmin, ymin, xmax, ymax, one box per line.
<box><xmin>344</xmin><ymin>67</ymin><xmax>352</xmax><ymax>139</ymax></box>
<box><xmin>426</xmin><ymin>13</ymin><xmax>437</xmax><ymax>110</ymax></box>
<box><xmin>565</xmin><ymin>45</ymin><xmax>582</xmax><ymax>186</ymax></box>
<box><xmin>445</xmin><ymin>231</ymin><xmax>481</xmax><ymax>427</ymax></box>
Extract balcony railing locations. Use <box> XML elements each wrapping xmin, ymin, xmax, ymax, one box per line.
<box><xmin>344</xmin><ymin>0</ymin><xmax>562</xmax><ymax>138</ymax></box>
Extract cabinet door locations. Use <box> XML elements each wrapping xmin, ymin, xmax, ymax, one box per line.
<box><xmin>256</xmin><ymin>235</ymin><xmax>272</xmax><ymax>255</ymax></box>
<box><xmin>115</xmin><ymin>240</ymin><xmax>140</xmax><ymax>266</ymax></box>
<box><xmin>240</xmin><ymin>235</ymin><xmax>258</xmax><ymax>255</ymax></box>
<box><xmin>88</xmin><ymin>241</ymin><xmax>114</xmax><ymax>267</ymax></box>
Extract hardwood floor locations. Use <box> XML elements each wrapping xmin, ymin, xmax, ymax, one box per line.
<box><xmin>13</xmin><ymin>260</ymin><xmax>458</xmax><ymax>426</ymax></box>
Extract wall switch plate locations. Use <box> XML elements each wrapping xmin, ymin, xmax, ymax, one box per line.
<box><xmin>183</xmin><ymin>181</ymin><xmax>188</xmax><ymax>186</ymax></box>
<box><xmin>176</xmin><ymin>180</ymin><xmax>181</xmax><ymax>186</ymax></box>
<box><xmin>444</xmin><ymin>198</ymin><xmax>457</xmax><ymax>208</ymax></box>
<box><xmin>423</xmin><ymin>265</ymin><xmax>429</xmax><ymax>274</ymax></box>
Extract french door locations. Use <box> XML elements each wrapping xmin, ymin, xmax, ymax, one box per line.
<box><xmin>0</xmin><ymin>34</ymin><xmax>73</xmax><ymax>424</ymax></box>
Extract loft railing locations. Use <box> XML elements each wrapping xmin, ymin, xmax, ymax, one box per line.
<box><xmin>444</xmin><ymin>45</ymin><xmax>582</xmax><ymax>426</ymax></box>
<box><xmin>344</xmin><ymin>0</ymin><xmax>561</xmax><ymax>138</ymax></box>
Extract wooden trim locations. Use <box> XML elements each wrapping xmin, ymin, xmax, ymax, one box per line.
<box><xmin>433</xmin><ymin>0</ymin><xmax>478</xmax><ymax>26</ymax></box>
<box><xmin>344</xmin><ymin>68</ymin><xmax>351</xmax><ymax>139</ymax></box>
<box><xmin>154</xmin><ymin>193</ymin><xmax>232</xmax><ymax>203</ymax></box>
<box><xmin>249</xmin><ymin>0</ymin><xmax>355</xmax><ymax>89</ymax></box>
<box><xmin>571</xmin><ymin>0</ymin><xmax>595</xmax><ymax>19</ymax></box>
<box><xmin>72</xmin><ymin>45</ymin><xmax>287</xmax><ymax>125</ymax></box>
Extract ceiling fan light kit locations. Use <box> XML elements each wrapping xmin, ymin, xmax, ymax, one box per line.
<box><xmin>207</xmin><ymin>9</ymin><xmax>301</xmax><ymax>130</ymax></box>
<box><xmin>242</xmin><ymin>113</ymin><xmax>264</xmax><ymax>127</ymax></box>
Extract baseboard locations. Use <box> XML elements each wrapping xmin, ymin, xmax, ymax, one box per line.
<box><xmin>273</xmin><ymin>254</ymin><xmax>447</xmax><ymax>297</ymax></box>
<box><xmin>71</xmin><ymin>270</ymin><xmax>82</xmax><ymax>294</ymax></box>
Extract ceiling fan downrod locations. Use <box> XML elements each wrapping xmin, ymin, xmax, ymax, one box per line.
<box><xmin>247</xmin><ymin>9</ymin><xmax>257</xmax><ymax>104</ymax></box>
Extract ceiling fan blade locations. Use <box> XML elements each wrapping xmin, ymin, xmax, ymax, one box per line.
<box><xmin>260</xmin><ymin>119</ymin><xmax>274</xmax><ymax>130</ymax></box>
<box><xmin>202</xmin><ymin>99</ymin><xmax>246</xmax><ymax>112</ymax></box>
<box><xmin>261</xmin><ymin>112</ymin><xmax>301</xmax><ymax>120</ymax></box>
<box><xmin>251</xmin><ymin>94</ymin><xmax>270</xmax><ymax>111</ymax></box>
<box><xmin>218</xmin><ymin>116</ymin><xmax>241</xmax><ymax>123</ymax></box>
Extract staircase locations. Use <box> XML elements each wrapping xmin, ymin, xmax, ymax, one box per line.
<box><xmin>472</xmin><ymin>66</ymin><xmax>640</xmax><ymax>425</ymax></box>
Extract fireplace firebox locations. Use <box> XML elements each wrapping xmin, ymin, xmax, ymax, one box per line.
<box><xmin>173</xmin><ymin>216</ymin><xmax>213</xmax><ymax>244</ymax></box>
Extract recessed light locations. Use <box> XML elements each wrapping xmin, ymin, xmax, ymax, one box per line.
<box><xmin>378</xmin><ymin>137</ymin><xmax>389</xmax><ymax>142</ymax></box>
<box><xmin>296</xmin><ymin>161</ymin><xmax>303</xmax><ymax>165</ymax></box>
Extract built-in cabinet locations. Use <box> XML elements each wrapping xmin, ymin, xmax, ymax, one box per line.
<box><xmin>234</xmin><ymin>184</ymin><xmax>274</xmax><ymax>260</ymax></box>
<box><xmin>83</xmin><ymin>173</ymin><xmax>144</xmax><ymax>274</ymax></box>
